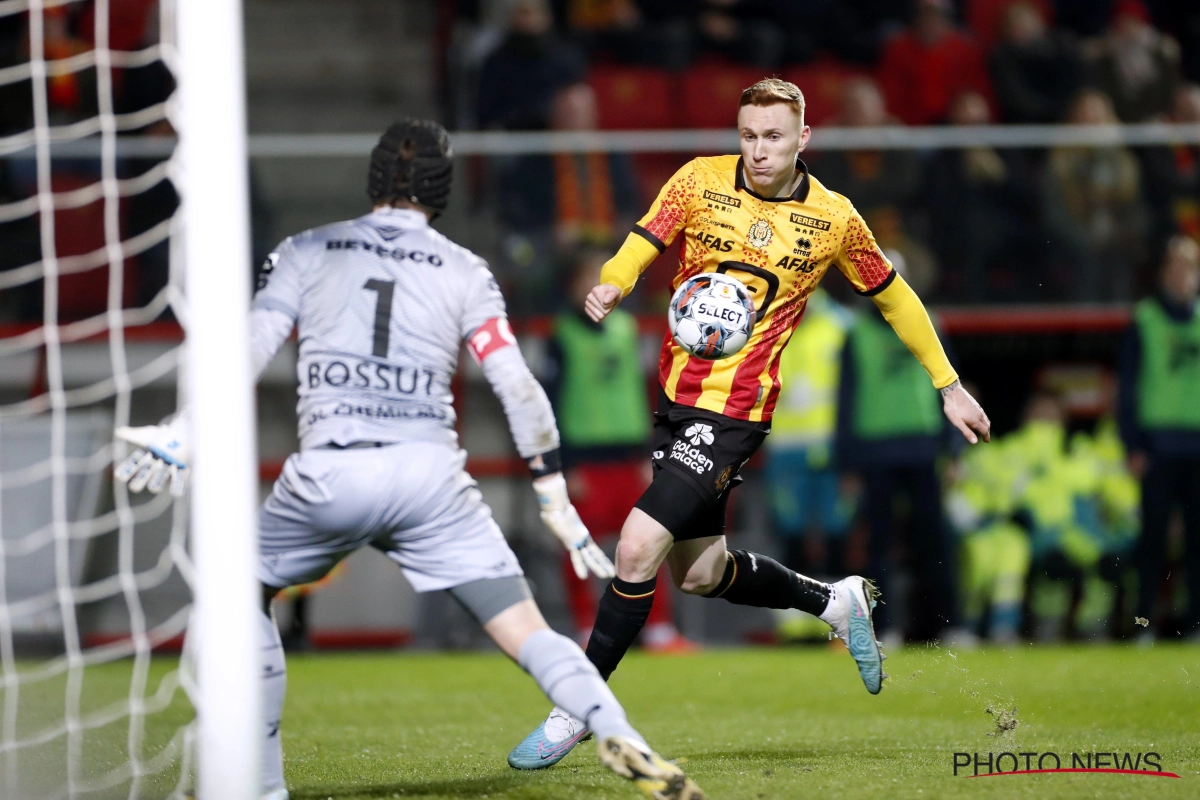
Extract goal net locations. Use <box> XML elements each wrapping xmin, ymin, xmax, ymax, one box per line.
<box><xmin>0</xmin><ymin>0</ymin><xmax>259</xmax><ymax>798</ymax></box>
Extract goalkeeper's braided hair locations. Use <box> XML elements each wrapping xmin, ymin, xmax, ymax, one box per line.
<box><xmin>367</xmin><ymin>119</ymin><xmax>454</xmax><ymax>215</ymax></box>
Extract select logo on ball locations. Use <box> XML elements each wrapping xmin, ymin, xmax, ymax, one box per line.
<box><xmin>668</xmin><ymin>273</ymin><xmax>755</xmax><ymax>361</ymax></box>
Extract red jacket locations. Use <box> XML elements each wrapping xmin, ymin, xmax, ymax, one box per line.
<box><xmin>878</xmin><ymin>30</ymin><xmax>994</xmax><ymax>125</ymax></box>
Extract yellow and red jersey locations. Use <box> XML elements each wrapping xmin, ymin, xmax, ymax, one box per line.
<box><xmin>602</xmin><ymin>154</ymin><xmax>897</xmax><ymax>423</ymax></box>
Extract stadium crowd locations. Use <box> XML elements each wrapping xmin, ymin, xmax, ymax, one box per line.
<box><xmin>454</xmin><ymin>0</ymin><xmax>1200</xmax><ymax>307</ymax></box>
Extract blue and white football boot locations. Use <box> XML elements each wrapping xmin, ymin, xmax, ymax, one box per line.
<box><xmin>507</xmin><ymin>707</ymin><xmax>591</xmax><ymax>769</ymax></box>
<box><xmin>821</xmin><ymin>576</ymin><xmax>887</xmax><ymax>694</ymax></box>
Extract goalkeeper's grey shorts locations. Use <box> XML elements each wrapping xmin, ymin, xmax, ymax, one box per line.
<box><xmin>258</xmin><ymin>441</ymin><xmax>524</xmax><ymax>593</ymax></box>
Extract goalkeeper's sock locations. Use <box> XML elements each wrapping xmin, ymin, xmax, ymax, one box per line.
<box><xmin>518</xmin><ymin>628</ymin><xmax>645</xmax><ymax>747</ymax></box>
<box><xmin>704</xmin><ymin>549</ymin><xmax>832</xmax><ymax>616</ymax></box>
<box><xmin>258</xmin><ymin>609</ymin><xmax>287</xmax><ymax>794</ymax></box>
<box><xmin>584</xmin><ymin>576</ymin><xmax>656</xmax><ymax>680</ymax></box>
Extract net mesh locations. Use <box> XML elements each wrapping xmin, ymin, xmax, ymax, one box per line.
<box><xmin>0</xmin><ymin>0</ymin><xmax>194</xmax><ymax>797</ymax></box>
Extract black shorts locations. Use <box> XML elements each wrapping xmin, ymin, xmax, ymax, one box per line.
<box><xmin>634</xmin><ymin>389</ymin><xmax>769</xmax><ymax>541</ymax></box>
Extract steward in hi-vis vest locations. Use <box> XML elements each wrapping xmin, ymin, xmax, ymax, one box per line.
<box><xmin>835</xmin><ymin>302</ymin><xmax>959</xmax><ymax>640</ymax></box>
<box><xmin>551</xmin><ymin>308</ymin><xmax>650</xmax><ymax>451</ymax></box>
<box><xmin>1117</xmin><ymin>235</ymin><xmax>1200</xmax><ymax>640</ymax></box>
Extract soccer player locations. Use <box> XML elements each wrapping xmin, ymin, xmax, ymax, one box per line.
<box><xmin>114</xmin><ymin>119</ymin><xmax>703</xmax><ymax>800</ymax></box>
<box><xmin>508</xmin><ymin>78</ymin><xmax>991</xmax><ymax>768</ymax></box>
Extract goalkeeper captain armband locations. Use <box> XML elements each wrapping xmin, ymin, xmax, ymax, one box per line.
<box><xmin>524</xmin><ymin>448</ymin><xmax>562</xmax><ymax>479</ymax></box>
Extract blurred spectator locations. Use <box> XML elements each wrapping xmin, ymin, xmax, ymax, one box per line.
<box><xmin>674</xmin><ymin>0</ymin><xmax>787</xmax><ymax>69</ymax></box>
<box><xmin>1118</xmin><ymin>235</ymin><xmax>1200</xmax><ymax>641</ymax></box>
<box><xmin>878</xmin><ymin>0</ymin><xmax>994</xmax><ymax>126</ymax></box>
<box><xmin>493</xmin><ymin>83</ymin><xmax>639</xmax><ymax>309</ymax></box>
<box><xmin>1083</xmin><ymin>0</ymin><xmax>1181</xmax><ymax>122</ymax></box>
<box><xmin>478</xmin><ymin>0</ymin><xmax>586</xmax><ymax>130</ymax></box>
<box><xmin>764</xmin><ymin>288</ymin><xmax>853</xmax><ymax>642</ymax></box>
<box><xmin>925</xmin><ymin>91</ymin><xmax>1040</xmax><ymax>301</ymax></box>
<box><xmin>544</xmin><ymin>247</ymin><xmax>694</xmax><ymax>652</ymax></box>
<box><xmin>835</xmin><ymin>265</ymin><xmax>962</xmax><ymax>645</ymax></box>
<box><xmin>989</xmin><ymin>1</ymin><xmax>1084</xmax><ymax>124</ymax></box>
<box><xmin>966</xmin><ymin>0</ymin><xmax>1055</xmax><ymax>52</ymax></box>
<box><xmin>945</xmin><ymin>391</ymin><xmax>1033</xmax><ymax>642</ymax></box>
<box><xmin>1053</xmin><ymin>0</ymin><xmax>1116</xmax><ymax>39</ymax></box>
<box><xmin>1042</xmin><ymin>89</ymin><xmax>1146</xmax><ymax>300</ymax></box>
<box><xmin>958</xmin><ymin>392</ymin><xmax>1138</xmax><ymax>641</ymax></box>
<box><xmin>0</xmin><ymin>12</ymin><xmax>32</xmax><ymax>136</ymax></box>
<box><xmin>36</xmin><ymin>4</ymin><xmax>99</xmax><ymax>124</ymax></box>
<box><xmin>0</xmin><ymin>162</ymin><xmax>40</xmax><ymax>321</ymax></box>
<box><xmin>811</xmin><ymin>78</ymin><xmax>922</xmax><ymax>220</ymax></box>
<box><xmin>1139</xmin><ymin>83</ymin><xmax>1200</xmax><ymax>262</ymax></box>
<box><xmin>562</xmin><ymin>0</ymin><xmax>691</xmax><ymax>68</ymax></box>
<box><xmin>811</xmin><ymin>1</ymin><xmax>910</xmax><ymax>65</ymax></box>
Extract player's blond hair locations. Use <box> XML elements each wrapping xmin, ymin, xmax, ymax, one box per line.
<box><xmin>739</xmin><ymin>78</ymin><xmax>805</xmax><ymax>121</ymax></box>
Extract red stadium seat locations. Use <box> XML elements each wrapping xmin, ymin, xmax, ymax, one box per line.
<box><xmin>589</xmin><ymin>66</ymin><xmax>677</xmax><ymax>129</ymax></box>
<box><xmin>784</xmin><ymin>61</ymin><xmax>873</xmax><ymax>127</ymax></box>
<box><xmin>966</xmin><ymin>0</ymin><xmax>1054</xmax><ymax>52</ymax></box>
<box><xmin>679</xmin><ymin>63</ymin><xmax>766</xmax><ymax>129</ymax></box>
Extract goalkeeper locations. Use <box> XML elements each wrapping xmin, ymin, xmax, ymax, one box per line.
<box><xmin>509</xmin><ymin>78</ymin><xmax>991</xmax><ymax>769</ymax></box>
<box><xmin>115</xmin><ymin>119</ymin><xmax>702</xmax><ymax>800</ymax></box>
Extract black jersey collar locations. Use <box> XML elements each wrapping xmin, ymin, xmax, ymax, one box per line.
<box><xmin>735</xmin><ymin>156</ymin><xmax>811</xmax><ymax>203</ymax></box>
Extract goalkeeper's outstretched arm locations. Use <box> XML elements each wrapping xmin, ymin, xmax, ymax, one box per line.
<box><xmin>114</xmin><ymin>305</ymin><xmax>296</xmax><ymax>495</ymax></box>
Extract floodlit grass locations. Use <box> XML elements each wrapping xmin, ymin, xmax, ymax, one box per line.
<box><xmin>277</xmin><ymin>643</ymin><xmax>1200</xmax><ymax>800</ymax></box>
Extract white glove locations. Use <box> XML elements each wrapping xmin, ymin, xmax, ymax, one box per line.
<box><xmin>533</xmin><ymin>472</ymin><xmax>616</xmax><ymax>580</ymax></box>
<box><xmin>113</xmin><ymin>412</ymin><xmax>190</xmax><ymax>496</ymax></box>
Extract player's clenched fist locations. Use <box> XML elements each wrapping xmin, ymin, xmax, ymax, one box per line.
<box><xmin>533</xmin><ymin>472</ymin><xmax>616</xmax><ymax>580</ymax></box>
<box><xmin>584</xmin><ymin>283</ymin><xmax>622</xmax><ymax>323</ymax></box>
<box><xmin>113</xmin><ymin>412</ymin><xmax>190</xmax><ymax>496</ymax></box>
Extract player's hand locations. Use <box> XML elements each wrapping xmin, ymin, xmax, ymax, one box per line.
<box><xmin>113</xmin><ymin>412</ymin><xmax>190</xmax><ymax>496</ymax></box>
<box><xmin>584</xmin><ymin>284</ymin><xmax>622</xmax><ymax>323</ymax></box>
<box><xmin>941</xmin><ymin>380</ymin><xmax>990</xmax><ymax>444</ymax></box>
<box><xmin>532</xmin><ymin>473</ymin><xmax>616</xmax><ymax>580</ymax></box>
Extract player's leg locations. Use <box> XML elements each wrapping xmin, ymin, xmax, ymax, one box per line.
<box><xmin>258</xmin><ymin>585</ymin><xmax>289</xmax><ymax>800</ymax></box>
<box><xmin>255</xmin><ymin>448</ymin><xmax>384</xmax><ymax>797</ymax></box>
<box><xmin>434</xmin><ymin>555</ymin><xmax>702</xmax><ymax>795</ymax></box>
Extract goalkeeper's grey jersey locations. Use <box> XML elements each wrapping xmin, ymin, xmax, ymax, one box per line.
<box><xmin>253</xmin><ymin>207</ymin><xmax>505</xmax><ymax>450</ymax></box>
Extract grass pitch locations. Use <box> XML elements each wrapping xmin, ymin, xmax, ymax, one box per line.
<box><xmin>279</xmin><ymin>643</ymin><xmax>1199</xmax><ymax>800</ymax></box>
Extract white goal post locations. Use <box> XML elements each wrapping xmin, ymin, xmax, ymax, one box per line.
<box><xmin>175</xmin><ymin>0</ymin><xmax>261</xmax><ymax>796</ymax></box>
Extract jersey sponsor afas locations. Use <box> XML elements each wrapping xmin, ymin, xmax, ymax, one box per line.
<box><xmin>254</xmin><ymin>207</ymin><xmax>506</xmax><ymax>449</ymax></box>
<box><xmin>635</xmin><ymin>154</ymin><xmax>895</xmax><ymax>423</ymax></box>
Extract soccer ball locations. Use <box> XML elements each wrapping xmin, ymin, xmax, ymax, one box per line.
<box><xmin>668</xmin><ymin>273</ymin><xmax>755</xmax><ymax>360</ymax></box>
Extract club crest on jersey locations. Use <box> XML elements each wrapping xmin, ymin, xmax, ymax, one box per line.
<box><xmin>747</xmin><ymin>219</ymin><xmax>772</xmax><ymax>249</ymax></box>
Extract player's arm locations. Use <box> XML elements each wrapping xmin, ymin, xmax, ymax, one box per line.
<box><xmin>463</xmin><ymin>269</ymin><xmax>615</xmax><ymax>579</ymax></box>
<box><xmin>114</xmin><ymin>242</ymin><xmax>302</xmax><ymax>495</ymax></box>
<box><xmin>590</xmin><ymin>161</ymin><xmax>697</xmax><ymax>321</ymax></box>
<box><xmin>833</xmin><ymin>210</ymin><xmax>991</xmax><ymax>444</ymax></box>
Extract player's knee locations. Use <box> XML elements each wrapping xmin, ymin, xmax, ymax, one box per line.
<box><xmin>615</xmin><ymin>532</ymin><xmax>661</xmax><ymax>582</ymax></box>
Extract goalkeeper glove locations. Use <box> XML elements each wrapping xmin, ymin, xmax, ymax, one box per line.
<box><xmin>113</xmin><ymin>411</ymin><xmax>190</xmax><ymax>496</ymax></box>
<box><xmin>532</xmin><ymin>472</ymin><xmax>616</xmax><ymax>580</ymax></box>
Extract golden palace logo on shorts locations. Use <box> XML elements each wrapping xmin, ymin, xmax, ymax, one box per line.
<box><xmin>747</xmin><ymin>219</ymin><xmax>772</xmax><ymax>248</ymax></box>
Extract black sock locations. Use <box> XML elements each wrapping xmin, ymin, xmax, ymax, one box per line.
<box><xmin>584</xmin><ymin>576</ymin><xmax>656</xmax><ymax>680</ymax></box>
<box><xmin>704</xmin><ymin>549</ymin><xmax>831</xmax><ymax>617</ymax></box>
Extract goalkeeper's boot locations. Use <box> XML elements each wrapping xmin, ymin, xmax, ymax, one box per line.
<box><xmin>597</xmin><ymin>735</ymin><xmax>705</xmax><ymax>800</ymax></box>
<box><xmin>820</xmin><ymin>575</ymin><xmax>887</xmax><ymax>694</ymax></box>
<box><xmin>507</xmin><ymin>707</ymin><xmax>591</xmax><ymax>769</ymax></box>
